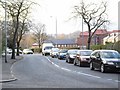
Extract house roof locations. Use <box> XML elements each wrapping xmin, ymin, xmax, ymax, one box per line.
<box><xmin>80</xmin><ymin>31</ymin><xmax>89</xmax><ymax>36</ymax></box>
<box><xmin>51</xmin><ymin>39</ymin><xmax>77</xmax><ymax>45</ymax></box>
<box><xmin>32</xmin><ymin>43</ymin><xmax>39</xmax><ymax>46</ymax></box>
<box><xmin>107</xmin><ymin>30</ymin><xmax>120</xmax><ymax>34</ymax></box>
<box><xmin>112</xmin><ymin>30</ymin><xmax>120</xmax><ymax>33</ymax></box>
<box><xmin>95</xmin><ymin>29</ymin><xmax>108</xmax><ymax>35</ymax></box>
<box><xmin>80</xmin><ymin>29</ymin><xmax>108</xmax><ymax>36</ymax></box>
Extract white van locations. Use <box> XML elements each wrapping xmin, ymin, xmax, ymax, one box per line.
<box><xmin>42</xmin><ymin>43</ymin><xmax>54</xmax><ymax>56</ymax></box>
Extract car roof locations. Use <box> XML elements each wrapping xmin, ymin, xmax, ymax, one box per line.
<box><xmin>94</xmin><ymin>50</ymin><xmax>117</xmax><ymax>52</ymax></box>
<box><xmin>77</xmin><ymin>50</ymin><xmax>93</xmax><ymax>52</ymax></box>
<box><xmin>68</xmin><ymin>49</ymin><xmax>78</xmax><ymax>51</ymax></box>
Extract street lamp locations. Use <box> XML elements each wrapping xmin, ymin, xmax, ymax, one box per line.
<box><xmin>5</xmin><ymin>0</ymin><xmax>7</xmax><ymax>63</ymax></box>
<box><xmin>55</xmin><ymin>17</ymin><xmax>57</xmax><ymax>39</ymax></box>
<box><xmin>50</xmin><ymin>16</ymin><xmax>57</xmax><ymax>38</ymax></box>
<box><xmin>81</xmin><ymin>0</ymin><xmax>84</xmax><ymax>49</ymax></box>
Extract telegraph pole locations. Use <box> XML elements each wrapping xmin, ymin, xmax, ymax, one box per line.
<box><xmin>5</xmin><ymin>0</ymin><xmax>7</xmax><ymax>63</ymax></box>
<box><xmin>81</xmin><ymin>0</ymin><xmax>84</xmax><ymax>49</ymax></box>
<box><xmin>55</xmin><ymin>17</ymin><xmax>57</xmax><ymax>39</ymax></box>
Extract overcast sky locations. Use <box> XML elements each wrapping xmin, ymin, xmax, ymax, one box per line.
<box><xmin>30</xmin><ymin>0</ymin><xmax>119</xmax><ymax>34</ymax></box>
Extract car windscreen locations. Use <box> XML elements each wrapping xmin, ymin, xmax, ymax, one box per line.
<box><xmin>44</xmin><ymin>47</ymin><xmax>53</xmax><ymax>50</ymax></box>
<box><xmin>80</xmin><ymin>51</ymin><xmax>92</xmax><ymax>56</ymax></box>
<box><xmin>69</xmin><ymin>50</ymin><xmax>77</xmax><ymax>55</ymax></box>
<box><xmin>52</xmin><ymin>48</ymin><xmax>59</xmax><ymax>52</ymax></box>
<box><xmin>60</xmin><ymin>50</ymin><xmax>68</xmax><ymax>53</ymax></box>
<box><xmin>101</xmin><ymin>51</ymin><xmax>120</xmax><ymax>59</ymax></box>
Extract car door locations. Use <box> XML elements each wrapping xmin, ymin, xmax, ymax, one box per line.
<box><xmin>90</xmin><ymin>52</ymin><xmax>96</xmax><ymax>67</ymax></box>
<box><xmin>91</xmin><ymin>51</ymin><xmax>100</xmax><ymax>68</ymax></box>
<box><xmin>94</xmin><ymin>52</ymin><xmax>102</xmax><ymax>69</ymax></box>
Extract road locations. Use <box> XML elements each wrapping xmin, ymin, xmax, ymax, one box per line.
<box><xmin>2</xmin><ymin>54</ymin><xmax>120</xmax><ymax>88</ymax></box>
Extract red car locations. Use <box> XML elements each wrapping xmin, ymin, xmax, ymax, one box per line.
<box><xmin>74</xmin><ymin>50</ymin><xmax>93</xmax><ymax>67</ymax></box>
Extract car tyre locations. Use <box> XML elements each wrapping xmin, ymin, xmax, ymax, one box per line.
<box><xmin>78</xmin><ymin>61</ymin><xmax>81</xmax><ymax>67</ymax></box>
<box><xmin>68</xmin><ymin>58</ymin><xmax>71</xmax><ymax>63</ymax></box>
<box><xmin>74</xmin><ymin>59</ymin><xmax>77</xmax><ymax>66</ymax></box>
<box><xmin>90</xmin><ymin>62</ymin><xmax>94</xmax><ymax>70</ymax></box>
<box><xmin>101</xmin><ymin>64</ymin><xmax>106</xmax><ymax>73</ymax></box>
<box><xmin>66</xmin><ymin>58</ymin><xmax>68</xmax><ymax>62</ymax></box>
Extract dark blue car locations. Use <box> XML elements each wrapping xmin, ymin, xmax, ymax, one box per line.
<box><xmin>57</xmin><ymin>49</ymin><xmax>68</xmax><ymax>60</ymax></box>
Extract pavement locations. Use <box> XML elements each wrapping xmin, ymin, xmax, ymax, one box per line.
<box><xmin>0</xmin><ymin>55</ymin><xmax>23</xmax><ymax>83</ymax></box>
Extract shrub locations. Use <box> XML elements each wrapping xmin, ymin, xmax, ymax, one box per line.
<box><xmin>91</xmin><ymin>44</ymin><xmax>106</xmax><ymax>50</ymax></box>
<box><xmin>113</xmin><ymin>41</ymin><xmax>120</xmax><ymax>53</ymax></box>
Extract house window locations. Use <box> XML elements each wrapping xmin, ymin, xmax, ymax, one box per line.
<box><xmin>114</xmin><ymin>33</ymin><xmax>116</xmax><ymax>36</ymax></box>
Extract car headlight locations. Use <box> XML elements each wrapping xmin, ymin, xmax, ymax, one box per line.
<box><xmin>103</xmin><ymin>60</ymin><xmax>114</xmax><ymax>65</ymax></box>
<box><xmin>70</xmin><ymin>55</ymin><xmax>75</xmax><ymax>58</ymax></box>
<box><xmin>81</xmin><ymin>58</ymin><xmax>86</xmax><ymax>61</ymax></box>
<box><xmin>107</xmin><ymin>62</ymin><xmax>114</xmax><ymax>65</ymax></box>
<box><xmin>103</xmin><ymin>60</ymin><xmax>107</xmax><ymax>64</ymax></box>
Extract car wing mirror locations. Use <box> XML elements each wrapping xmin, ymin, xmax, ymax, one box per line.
<box><xmin>91</xmin><ymin>56</ymin><xmax>96</xmax><ymax>59</ymax></box>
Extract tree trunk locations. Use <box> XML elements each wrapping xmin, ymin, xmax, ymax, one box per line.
<box><xmin>87</xmin><ymin>25</ymin><xmax>91</xmax><ymax>50</ymax></box>
<box><xmin>39</xmin><ymin>44</ymin><xmax>41</xmax><ymax>53</ymax></box>
<box><xmin>16</xmin><ymin>42</ymin><xmax>20</xmax><ymax>56</ymax></box>
<box><xmin>11</xmin><ymin>38</ymin><xmax>16</xmax><ymax>59</ymax></box>
<box><xmin>11</xmin><ymin>15</ymin><xmax>19</xmax><ymax>59</ymax></box>
<box><xmin>87</xmin><ymin>37</ymin><xmax>91</xmax><ymax>50</ymax></box>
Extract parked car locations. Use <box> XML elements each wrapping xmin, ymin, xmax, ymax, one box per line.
<box><xmin>23</xmin><ymin>49</ymin><xmax>33</xmax><ymax>54</ymax></box>
<box><xmin>57</xmin><ymin>49</ymin><xmax>68</xmax><ymax>60</ymax></box>
<box><xmin>66</xmin><ymin>49</ymin><xmax>78</xmax><ymax>63</ymax></box>
<box><xmin>50</xmin><ymin>47</ymin><xmax>59</xmax><ymax>58</ymax></box>
<box><xmin>74</xmin><ymin>50</ymin><xmax>93</xmax><ymax>66</ymax></box>
<box><xmin>2</xmin><ymin>48</ymin><xmax>12</xmax><ymax>56</ymax></box>
<box><xmin>15</xmin><ymin>49</ymin><xmax>23</xmax><ymax>54</ymax></box>
<box><xmin>89</xmin><ymin>50</ymin><xmax>120</xmax><ymax>73</ymax></box>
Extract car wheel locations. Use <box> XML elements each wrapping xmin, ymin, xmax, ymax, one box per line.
<box><xmin>66</xmin><ymin>58</ymin><xmax>68</xmax><ymax>62</ymax></box>
<box><xmin>74</xmin><ymin>59</ymin><xmax>77</xmax><ymax>66</ymax></box>
<box><xmin>68</xmin><ymin>58</ymin><xmax>71</xmax><ymax>63</ymax></box>
<box><xmin>78</xmin><ymin>61</ymin><xmax>82</xmax><ymax>67</ymax></box>
<box><xmin>58</xmin><ymin>56</ymin><xmax>60</xmax><ymax>59</ymax></box>
<box><xmin>101</xmin><ymin>64</ymin><xmax>106</xmax><ymax>73</ymax></box>
<box><xmin>90</xmin><ymin>62</ymin><xmax>94</xmax><ymax>70</ymax></box>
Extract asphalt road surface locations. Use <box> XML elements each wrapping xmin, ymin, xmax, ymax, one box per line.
<box><xmin>2</xmin><ymin>54</ymin><xmax>120</xmax><ymax>88</ymax></box>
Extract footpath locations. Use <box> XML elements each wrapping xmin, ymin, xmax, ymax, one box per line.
<box><xmin>0</xmin><ymin>55</ymin><xmax>23</xmax><ymax>83</ymax></box>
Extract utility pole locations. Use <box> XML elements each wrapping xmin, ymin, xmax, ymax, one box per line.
<box><xmin>55</xmin><ymin>17</ymin><xmax>57</xmax><ymax>39</ymax></box>
<box><xmin>5</xmin><ymin>0</ymin><xmax>7</xmax><ymax>63</ymax></box>
<box><xmin>81</xmin><ymin>0</ymin><xmax>84</xmax><ymax>49</ymax></box>
<box><xmin>50</xmin><ymin>16</ymin><xmax>58</xmax><ymax>39</ymax></box>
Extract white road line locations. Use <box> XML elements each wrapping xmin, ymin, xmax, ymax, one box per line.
<box><xmin>54</xmin><ymin>64</ymin><xmax>60</xmax><ymax>68</ymax></box>
<box><xmin>46</xmin><ymin>57</ymin><xmax>118</xmax><ymax>83</ymax></box>
<box><xmin>10</xmin><ymin>61</ymin><xmax>18</xmax><ymax>80</ymax></box>
<box><xmin>115</xmin><ymin>80</ymin><xmax>120</xmax><ymax>82</ymax></box>
<box><xmin>107</xmin><ymin>79</ymin><xmax>113</xmax><ymax>81</ymax></box>
<box><xmin>77</xmin><ymin>72</ymin><xmax>101</xmax><ymax>79</ymax></box>
<box><xmin>61</xmin><ymin>68</ymin><xmax>71</xmax><ymax>72</ymax></box>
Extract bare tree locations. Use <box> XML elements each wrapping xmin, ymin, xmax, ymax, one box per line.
<box><xmin>16</xmin><ymin>9</ymin><xmax>30</xmax><ymax>56</ymax></box>
<box><xmin>0</xmin><ymin>0</ymin><xmax>35</xmax><ymax>59</ymax></box>
<box><xmin>32</xmin><ymin>23</ymin><xmax>47</xmax><ymax>53</ymax></box>
<box><xmin>73</xmin><ymin>1</ymin><xmax>109</xmax><ymax>49</ymax></box>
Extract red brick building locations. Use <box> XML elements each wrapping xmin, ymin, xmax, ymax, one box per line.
<box><xmin>76</xmin><ymin>29</ymin><xmax>109</xmax><ymax>48</ymax></box>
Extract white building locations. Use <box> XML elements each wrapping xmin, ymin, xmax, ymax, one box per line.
<box><xmin>103</xmin><ymin>30</ymin><xmax>120</xmax><ymax>45</ymax></box>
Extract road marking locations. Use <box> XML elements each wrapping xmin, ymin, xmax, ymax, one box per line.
<box><xmin>54</xmin><ymin>64</ymin><xmax>60</xmax><ymax>68</ymax></box>
<box><xmin>107</xmin><ymin>79</ymin><xmax>113</xmax><ymax>81</ymax></box>
<box><xmin>115</xmin><ymin>80</ymin><xmax>120</xmax><ymax>82</ymax></box>
<box><xmin>46</xmin><ymin>57</ymin><xmax>119</xmax><ymax>83</ymax></box>
<box><xmin>61</xmin><ymin>68</ymin><xmax>71</xmax><ymax>72</ymax></box>
<box><xmin>77</xmin><ymin>72</ymin><xmax>101</xmax><ymax>79</ymax></box>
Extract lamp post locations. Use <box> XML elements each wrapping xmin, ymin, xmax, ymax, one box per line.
<box><xmin>50</xmin><ymin>16</ymin><xmax>57</xmax><ymax>39</ymax></box>
<box><xmin>81</xmin><ymin>0</ymin><xmax>84</xmax><ymax>49</ymax></box>
<box><xmin>55</xmin><ymin>17</ymin><xmax>57</xmax><ymax>39</ymax></box>
<box><xmin>5</xmin><ymin>0</ymin><xmax>7</xmax><ymax>63</ymax></box>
